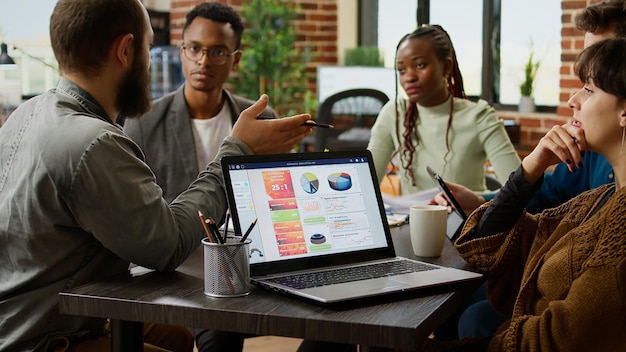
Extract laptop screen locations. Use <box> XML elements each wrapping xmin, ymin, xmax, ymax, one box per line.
<box><xmin>221</xmin><ymin>151</ymin><xmax>395</xmax><ymax>275</ymax></box>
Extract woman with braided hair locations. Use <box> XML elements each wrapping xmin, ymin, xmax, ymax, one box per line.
<box><xmin>368</xmin><ymin>25</ymin><xmax>520</xmax><ymax>195</ymax></box>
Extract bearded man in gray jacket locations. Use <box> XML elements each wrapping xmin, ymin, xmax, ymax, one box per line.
<box><xmin>0</xmin><ymin>0</ymin><xmax>312</xmax><ymax>350</ymax></box>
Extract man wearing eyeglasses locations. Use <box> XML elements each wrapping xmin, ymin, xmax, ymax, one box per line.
<box><xmin>125</xmin><ymin>2</ymin><xmax>272</xmax><ymax>352</ymax></box>
<box><xmin>124</xmin><ymin>2</ymin><xmax>277</xmax><ymax>203</ymax></box>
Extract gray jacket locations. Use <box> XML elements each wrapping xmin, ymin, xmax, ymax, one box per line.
<box><xmin>0</xmin><ymin>77</ymin><xmax>252</xmax><ymax>351</ymax></box>
<box><xmin>124</xmin><ymin>86</ymin><xmax>277</xmax><ymax>203</ymax></box>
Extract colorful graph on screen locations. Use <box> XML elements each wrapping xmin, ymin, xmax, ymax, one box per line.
<box><xmin>327</xmin><ymin>172</ymin><xmax>352</xmax><ymax>191</ymax></box>
<box><xmin>262</xmin><ymin>170</ymin><xmax>295</xmax><ymax>199</ymax></box>
<box><xmin>300</xmin><ymin>172</ymin><xmax>319</xmax><ymax>194</ymax></box>
<box><xmin>262</xmin><ymin>169</ymin><xmax>307</xmax><ymax>256</ymax></box>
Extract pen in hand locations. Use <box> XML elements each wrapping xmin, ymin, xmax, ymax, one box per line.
<box><xmin>256</xmin><ymin>116</ymin><xmax>334</xmax><ymax>129</ymax></box>
<box><xmin>240</xmin><ymin>218</ymin><xmax>257</xmax><ymax>243</ymax></box>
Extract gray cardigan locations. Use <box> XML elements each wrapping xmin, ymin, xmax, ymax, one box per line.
<box><xmin>124</xmin><ymin>86</ymin><xmax>277</xmax><ymax>202</ymax></box>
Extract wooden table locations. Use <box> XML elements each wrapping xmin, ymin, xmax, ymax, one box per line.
<box><xmin>59</xmin><ymin>225</ymin><xmax>481</xmax><ymax>351</ymax></box>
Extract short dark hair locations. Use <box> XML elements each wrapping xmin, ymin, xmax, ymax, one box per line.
<box><xmin>576</xmin><ymin>37</ymin><xmax>626</xmax><ymax>100</ymax></box>
<box><xmin>183</xmin><ymin>2</ymin><xmax>244</xmax><ymax>49</ymax></box>
<box><xmin>50</xmin><ymin>0</ymin><xmax>147</xmax><ymax>76</ymax></box>
<box><xmin>575</xmin><ymin>0</ymin><xmax>626</xmax><ymax>38</ymax></box>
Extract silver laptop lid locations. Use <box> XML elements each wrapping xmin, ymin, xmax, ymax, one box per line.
<box><xmin>221</xmin><ymin>150</ymin><xmax>396</xmax><ymax>277</ymax></box>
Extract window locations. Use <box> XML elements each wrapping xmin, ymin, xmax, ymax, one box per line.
<box><xmin>500</xmin><ymin>0</ymin><xmax>560</xmax><ymax>107</ymax></box>
<box><xmin>0</xmin><ymin>0</ymin><xmax>58</xmax><ymax>97</ymax></box>
<box><xmin>377</xmin><ymin>0</ymin><xmax>561</xmax><ymax>109</ymax></box>
<box><xmin>430</xmin><ymin>0</ymin><xmax>483</xmax><ymax>98</ymax></box>
<box><xmin>377</xmin><ymin>0</ymin><xmax>419</xmax><ymax>70</ymax></box>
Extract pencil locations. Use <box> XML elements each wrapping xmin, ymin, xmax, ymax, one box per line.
<box><xmin>223</xmin><ymin>209</ymin><xmax>230</xmax><ymax>241</ymax></box>
<box><xmin>218</xmin><ymin>257</ymin><xmax>236</xmax><ymax>293</ymax></box>
<box><xmin>256</xmin><ymin>116</ymin><xmax>333</xmax><ymax>129</ymax></box>
<box><xmin>200</xmin><ymin>210</ymin><xmax>235</xmax><ymax>292</ymax></box>
<box><xmin>208</xmin><ymin>217</ymin><xmax>224</xmax><ymax>244</ymax></box>
<box><xmin>198</xmin><ymin>210</ymin><xmax>217</xmax><ymax>243</ymax></box>
<box><xmin>240</xmin><ymin>218</ymin><xmax>257</xmax><ymax>243</ymax></box>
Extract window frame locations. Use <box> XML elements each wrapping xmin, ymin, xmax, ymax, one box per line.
<box><xmin>413</xmin><ymin>0</ymin><xmax>556</xmax><ymax>112</ymax></box>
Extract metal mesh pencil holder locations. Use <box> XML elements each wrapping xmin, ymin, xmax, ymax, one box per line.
<box><xmin>202</xmin><ymin>237</ymin><xmax>251</xmax><ymax>297</ymax></box>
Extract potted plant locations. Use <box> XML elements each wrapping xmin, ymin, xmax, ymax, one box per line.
<box><xmin>230</xmin><ymin>0</ymin><xmax>317</xmax><ymax>116</ymax></box>
<box><xmin>344</xmin><ymin>46</ymin><xmax>384</xmax><ymax>67</ymax></box>
<box><xmin>519</xmin><ymin>48</ymin><xmax>540</xmax><ymax>113</ymax></box>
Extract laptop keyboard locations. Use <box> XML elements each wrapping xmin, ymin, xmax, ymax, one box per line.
<box><xmin>266</xmin><ymin>259</ymin><xmax>439</xmax><ymax>289</ymax></box>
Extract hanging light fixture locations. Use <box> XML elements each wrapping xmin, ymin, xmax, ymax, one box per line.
<box><xmin>0</xmin><ymin>42</ymin><xmax>16</xmax><ymax>70</ymax></box>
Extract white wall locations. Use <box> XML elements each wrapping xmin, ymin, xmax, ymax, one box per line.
<box><xmin>143</xmin><ymin>0</ymin><xmax>171</xmax><ymax>12</ymax></box>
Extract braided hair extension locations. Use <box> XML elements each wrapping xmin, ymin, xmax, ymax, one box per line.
<box><xmin>392</xmin><ymin>24</ymin><xmax>467</xmax><ymax>187</ymax></box>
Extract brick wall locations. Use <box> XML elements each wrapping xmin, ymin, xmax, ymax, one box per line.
<box><xmin>168</xmin><ymin>0</ymin><xmax>596</xmax><ymax>156</ymax></box>
<box><xmin>560</xmin><ymin>0</ymin><xmax>597</xmax><ymax>117</ymax></box>
<box><xmin>169</xmin><ymin>1</ymin><xmax>244</xmax><ymax>43</ymax></box>
<box><xmin>496</xmin><ymin>111</ymin><xmax>567</xmax><ymax>159</ymax></box>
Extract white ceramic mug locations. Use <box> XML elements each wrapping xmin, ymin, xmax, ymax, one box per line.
<box><xmin>409</xmin><ymin>205</ymin><xmax>448</xmax><ymax>257</ymax></box>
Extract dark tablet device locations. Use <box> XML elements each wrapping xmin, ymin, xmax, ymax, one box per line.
<box><xmin>426</xmin><ymin>166</ymin><xmax>467</xmax><ymax>241</ymax></box>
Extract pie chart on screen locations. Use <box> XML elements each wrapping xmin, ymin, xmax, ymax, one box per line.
<box><xmin>327</xmin><ymin>172</ymin><xmax>352</xmax><ymax>191</ymax></box>
<box><xmin>300</xmin><ymin>172</ymin><xmax>319</xmax><ymax>194</ymax></box>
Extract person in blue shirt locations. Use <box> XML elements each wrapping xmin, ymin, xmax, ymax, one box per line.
<box><xmin>433</xmin><ymin>0</ymin><xmax>625</xmax><ymax>341</ymax></box>
<box><xmin>525</xmin><ymin>151</ymin><xmax>613</xmax><ymax>213</ymax></box>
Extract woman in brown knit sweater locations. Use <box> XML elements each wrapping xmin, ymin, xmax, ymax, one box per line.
<box><xmin>426</xmin><ymin>37</ymin><xmax>626</xmax><ymax>351</ymax></box>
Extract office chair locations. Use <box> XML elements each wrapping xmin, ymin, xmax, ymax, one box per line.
<box><xmin>485</xmin><ymin>174</ymin><xmax>502</xmax><ymax>191</ymax></box>
<box><xmin>303</xmin><ymin>88</ymin><xmax>389</xmax><ymax>152</ymax></box>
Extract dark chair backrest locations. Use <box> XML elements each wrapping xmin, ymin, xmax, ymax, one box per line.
<box><xmin>485</xmin><ymin>174</ymin><xmax>503</xmax><ymax>191</ymax></box>
<box><xmin>313</xmin><ymin>88</ymin><xmax>389</xmax><ymax>152</ymax></box>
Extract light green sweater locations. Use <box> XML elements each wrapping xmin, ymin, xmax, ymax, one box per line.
<box><xmin>368</xmin><ymin>96</ymin><xmax>521</xmax><ymax>194</ymax></box>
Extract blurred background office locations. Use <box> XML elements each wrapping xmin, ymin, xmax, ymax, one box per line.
<box><xmin>0</xmin><ymin>0</ymin><xmax>572</xmax><ymax>156</ymax></box>
<box><xmin>0</xmin><ymin>0</ymin><xmax>560</xmax><ymax>104</ymax></box>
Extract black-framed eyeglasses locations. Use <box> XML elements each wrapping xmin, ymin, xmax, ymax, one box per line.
<box><xmin>181</xmin><ymin>44</ymin><xmax>240</xmax><ymax>65</ymax></box>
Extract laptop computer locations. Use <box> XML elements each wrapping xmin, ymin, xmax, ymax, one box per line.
<box><xmin>221</xmin><ymin>150</ymin><xmax>482</xmax><ymax>304</ymax></box>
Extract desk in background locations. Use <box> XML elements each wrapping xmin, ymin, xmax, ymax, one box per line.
<box><xmin>59</xmin><ymin>225</ymin><xmax>481</xmax><ymax>352</ymax></box>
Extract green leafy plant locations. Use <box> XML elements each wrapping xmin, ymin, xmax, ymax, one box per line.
<box><xmin>231</xmin><ymin>0</ymin><xmax>317</xmax><ymax>116</ymax></box>
<box><xmin>519</xmin><ymin>49</ymin><xmax>541</xmax><ymax>97</ymax></box>
<box><xmin>344</xmin><ymin>46</ymin><xmax>384</xmax><ymax>66</ymax></box>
